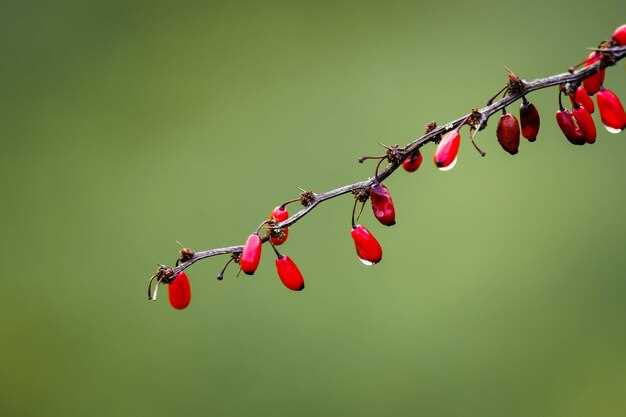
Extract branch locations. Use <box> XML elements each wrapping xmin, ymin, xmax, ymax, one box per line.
<box><xmin>155</xmin><ymin>44</ymin><xmax>626</xmax><ymax>285</ymax></box>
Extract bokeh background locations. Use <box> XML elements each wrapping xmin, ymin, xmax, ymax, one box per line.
<box><xmin>1</xmin><ymin>1</ymin><xmax>625</xmax><ymax>416</ymax></box>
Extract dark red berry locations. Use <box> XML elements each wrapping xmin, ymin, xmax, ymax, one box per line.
<box><xmin>434</xmin><ymin>129</ymin><xmax>460</xmax><ymax>171</ymax></box>
<box><xmin>496</xmin><ymin>111</ymin><xmax>521</xmax><ymax>155</ymax></box>
<box><xmin>351</xmin><ymin>225</ymin><xmax>382</xmax><ymax>265</ymax></box>
<box><xmin>520</xmin><ymin>99</ymin><xmax>540</xmax><ymax>141</ymax></box>
<box><xmin>369</xmin><ymin>183</ymin><xmax>396</xmax><ymax>226</ymax></box>
<box><xmin>240</xmin><ymin>234</ymin><xmax>262</xmax><ymax>275</ymax></box>
<box><xmin>570</xmin><ymin>85</ymin><xmax>594</xmax><ymax>114</ymax></box>
<box><xmin>596</xmin><ymin>88</ymin><xmax>626</xmax><ymax>133</ymax></box>
<box><xmin>275</xmin><ymin>255</ymin><xmax>305</xmax><ymax>291</ymax></box>
<box><xmin>582</xmin><ymin>52</ymin><xmax>605</xmax><ymax>95</ymax></box>
<box><xmin>556</xmin><ymin>109</ymin><xmax>585</xmax><ymax>145</ymax></box>
<box><xmin>402</xmin><ymin>150</ymin><xmax>423</xmax><ymax>172</ymax></box>
<box><xmin>572</xmin><ymin>105</ymin><xmax>597</xmax><ymax>144</ymax></box>
<box><xmin>612</xmin><ymin>24</ymin><xmax>626</xmax><ymax>46</ymax></box>
<box><xmin>270</xmin><ymin>228</ymin><xmax>289</xmax><ymax>246</ymax></box>
<box><xmin>168</xmin><ymin>272</ymin><xmax>191</xmax><ymax>310</ymax></box>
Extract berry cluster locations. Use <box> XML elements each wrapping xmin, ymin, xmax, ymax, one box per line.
<box><xmin>148</xmin><ymin>24</ymin><xmax>626</xmax><ymax>310</ymax></box>
<box><xmin>553</xmin><ymin>25</ymin><xmax>626</xmax><ymax>145</ymax></box>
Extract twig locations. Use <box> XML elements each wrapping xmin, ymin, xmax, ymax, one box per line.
<box><xmin>156</xmin><ymin>45</ymin><xmax>626</xmax><ymax>281</ymax></box>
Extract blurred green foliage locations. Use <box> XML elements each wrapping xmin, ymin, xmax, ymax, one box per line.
<box><xmin>1</xmin><ymin>1</ymin><xmax>625</xmax><ymax>416</ymax></box>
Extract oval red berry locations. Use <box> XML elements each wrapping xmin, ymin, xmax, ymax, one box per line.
<box><xmin>168</xmin><ymin>272</ymin><xmax>191</xmax><ymax>310</ymax></box>
<box><xmin>520</xmin><ymin>100</ymin><xmax>540</xmax><ymax>141</ymax></box>
<box><xmin>275</xmin><ymin>255</ymin><xmax>305</xmax><ymax>291</ymax></box>
<box><xmin>351</xmin><ymin>225</ymin><xmax>383</xmax><ymax>265</ymax></box>
<box><xmin>370</xmin><ymin>183</ymin><xmax>396</xmax><ymax>226</ymax></box>
<box><xmin>496</xmin><ymin>113</ymin><xmax>521</xmax><ymax>155</ymax></box>
<box><xmin>434</xmin><ymin>130</ymin><xmax>461</xmax><ymax>171</ymax></box>
<box><xmin>240</xmin><ymin>234</ymin><xmax>263</xmax><ymax>275</ymax></box>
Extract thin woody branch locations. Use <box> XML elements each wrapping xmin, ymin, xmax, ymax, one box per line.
<box><xmin>157</xmin><ymin>45</ymin><xmax>626</xmax><ymax>283</ymax></box>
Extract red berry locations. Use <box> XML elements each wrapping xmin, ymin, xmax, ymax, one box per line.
<box><xmin>270</xmin><ymin>228</ymin><xmax>289</xmax><ymax>246</ymax></box>
<box><xmin>519</xmin><ymin>99</ymin><xmax>540</xmax><ymax>141</ymax></box>
<box><xmin>556</xmin><ymin>109</ymin><xmax>585</xmax><ymax>145</ymax></box>
<box><xmin>275</xmin><ymin>255</ymin><xmax>305</xmax><ymax>291</ymax></box>
<box><xmin>612</xmin><ymin>24</ymin><xmax>626</xmax><ymax>46</ymax></box>
<box><xmin>572</xmin><ymin>105</ymin><xmax>597</xmax><ymax>144</ymax></box>
<box><xmin>402</xmin><ymin>150</ymin><xmax>423</xmax><ymax>172</ymax></box>
<box><xmin>596</xmin><ymin>88</ymin><xmax>626</xmax><ymax>133</ymax></box>
<box><xmin>369</xmin><ymin>183</ymin><xmax>396</xmax><ymax>226</ymax></box>
<box><xmin>271</xmin><ymin>206</ymin><xmax>289</xmax><ymax>222</ymax></box>
<box><xmin>570</xmin><ymin>85</ymin><xmax>594</xmax><ymax>114</ymax></box>
<box><xmin>582</xmin><ymin>52</ymin><xmax>605</xmax><ymax>95</ymax></box>
<box><xmin>168</xmin><ymin>272</ymin><xmax>191</xmax><ymax>310</ymax></box>
<box><xmin>270</xmin><ymin>206</ymin><xmax>289</xmax><ymax>245</ymax></box>
<box><xmin>350</xmin><ymin>225</ymin><xmax>382</xmax><ymax>265</ymax></box>
<box><xmin>240</xmin><ymin>234</ymin><xmax>262</xmax><ymax>275</ymax></box>
<box><xmin>496</xmin><ymin>111</ymin><xmax>521</xmax><ymax>155</ymax></box>
<box><xmin>434</xmin><ymin>129</ymin><xmax>461</xmax><ymax>171</ymax></box>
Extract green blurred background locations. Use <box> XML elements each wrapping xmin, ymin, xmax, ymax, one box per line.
<box><xmin>1</xmin><ymin>1</ymin><xmax>625</xmax><ymax>416</ymax></box>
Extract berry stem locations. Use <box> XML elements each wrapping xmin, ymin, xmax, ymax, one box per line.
<box><xmin>216</xmin><ymin>255</ymin><xmax>237</xmax><ymax>280</ymax></box>
<box><xmin>358</xmin><ymin>155</ymin><xmax>385</xmax><ymax>163</ymax></box>
<box><xmin>269</xmin><ymin>241</ymin><xmax>282</xmax><ymax>258</ymax></box>
<box><xmin>487</xmin><ymin>84</ymin><xmax>509</xmax><ymax>105</ymax></box>
<box><xmin>470</xmin><ymin>128</ymin><xmax>487</xmax><ymax>157</ymax></box>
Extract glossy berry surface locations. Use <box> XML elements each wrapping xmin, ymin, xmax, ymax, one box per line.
<box><xmin>275</xmin><ymin>255</ymin><xmax>305</xmax><ymax>291</ymax></box>
<box><xmin>520</xmin><ymin>100</ymin><xmax>540</xmax><ymax>141</ymax></box>
<box><xmin>271</xmin><ymin>206</ymin><xmax>289</xmax><ymax>222</ymax></box>
<box><xmin>582</xmin><ymin>52</ymin><xmax>605</xmax><ymax>95</ymax></box>
<box><xmin>351</xmin><ymin>225</ymin><xmax>382</xmax><ymax>265</ymax></box>
<box><xmin>434</xmin><ymin>130</ymin><xmax>460</xmax><ymax>171</ymax></box>
<box><xmin>496</xmin><ymin>112</ymin><xmax>520</xmax><ymax>155</ymax></box>
<box><xmin>240</xmin><ymin>234</ymin><xmax>262</xmax><ymax>275</ymax></box>
<box><xmin>596</xmin><ymin>88</ymin><xmax>626</xmax><ymax>133</ymax></box>
<box><xmin>402</xmin><ymin>150</ymin><xmax>423</xmax><ymax>172</ymax></box>
<box><xmin>612</xmin><ymin>24</ymin><xmax>626</xmax><ymax>46</ymax></box>
<box><xmin>556</xmin><ymin>109</ymin><xmax>585</xmax><ymax>145</ymax></box>
<box><xmin>571</xmin><ymin>85</ymin><xmax>594</xmax><ymax>114</ymax></box>
<box><xmin>572</xmin><ymin>105</ymin><xmax>597</xmax><ymax>143</ymax></box>
<box><xmin>370</xmin><ymin>183</ymin><xmax>396</xmax><ymax>226</ymax></box>
<box><xmin>168</xmin><ymin>272</ymin><xmax>191</xmax><ymax>310</ymax></box>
